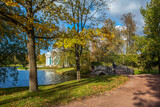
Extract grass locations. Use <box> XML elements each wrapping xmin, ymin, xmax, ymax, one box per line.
<box><xmin>18</xmin><ymin>66</ymin><xmax>56</xmax><ymax>70</ymax></box>
<box><xmin>134</xmin><ymin>68</ymin><xmax>159</xmax><ymax>74</ymax></box>
<box><xmin>9</xmin><ymin>64</ymin><xmax>22</xmax><ymax>67</ymax></box>
<box><xmin>0</xmin><ymin>75</ymin><xmax>128</xmax><ymax>107</ymax></box>
<box><xmin>55</xmin><ymin>67</ymin><xmax>76</xmax><ymax>75</ymax></box>
<box><xmin>55</xmin><ymin>67</ymin><xmax>91</xmax><ymax>78</ymax></box>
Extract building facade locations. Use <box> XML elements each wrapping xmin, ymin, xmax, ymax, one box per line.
<box><xmin>45</xmin><ymin>52</ymin><xmax>54</xmax><ymax>66</ymax></box>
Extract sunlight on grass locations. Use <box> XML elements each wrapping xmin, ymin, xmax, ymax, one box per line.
<box><xmin>18</xmin><ymin>67</ymin><xmax>56</xmax><ymax>70</ymax></box>
<box><xmin>134</xmin><ymin>68</ymin><xmax>159</xmax><ymax>74</ymax></box>
<box><xmin>0</xmin><ymin>75</ymin><xmax>128</xmax><ymax>106</ymax></box>
<box><xmin>55</xmin><ymin>67</ymin><xmax>76</xmax><ymax>74</ymax></box>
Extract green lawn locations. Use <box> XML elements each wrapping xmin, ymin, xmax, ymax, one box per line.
<box><xmin>18</xmin><ymin>66</ymin><xmax>56</xmax><ymax>70</ymax></box>
<box><xmin>0</xmin><ymin>75</ymin><xmax>128</xmax><ymax>107</ymax></box>
<box><xmin>55</xmin><ymin>67</ymin><xmax>91</xmax><ymax>78</ymax></box>
<box><xmin>134</xmin><ymin>68</ymin><xmax>159</xmax><ymax>74</ymax></box>
<box><xmin>55</xmin><ymin>67</ymin><xmax>76</xmax><ymax>75</ymax></box>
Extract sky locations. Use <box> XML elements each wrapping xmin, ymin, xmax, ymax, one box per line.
<box><xmin>107</xmin><ymin>0</ymin><xmax>150</xmax><ymax>35</ymax></box>
<box><xmin>64</xmin><ymin>0</ymin><xmax>150</xmax><ymax>35</ymax></box>
<box><xmin>41</xmin><ymin>0</ymin><xmax>151</xmax><ymax>54</ymax></box>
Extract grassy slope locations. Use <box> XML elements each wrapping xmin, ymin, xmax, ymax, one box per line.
<box><xmin>0</xmin><ymin>75</ymin><xmax>128</xmax><ymax>107</ymax></box>
<box><xmin>134</xmin><ymin>68</ymin><xmax>159</xmax><ymax>74</ymax></box>
<box><xmin>55</xmin><ymin>67</ymin><xmax>76</xmax><ymax>75</ymax></box>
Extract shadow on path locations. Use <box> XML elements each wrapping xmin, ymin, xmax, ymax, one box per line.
<box><xmin>133</xmin><ymin>74</ymin><xmax>160</xmax><ymax>107</ymax></box>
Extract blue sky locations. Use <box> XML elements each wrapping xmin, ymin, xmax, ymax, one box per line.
<box><xmin>41</xmin><ymin>0</ymin><xmax>151</xmax><ymax>54</ymax></box>
<box><xmin>106</xmin><ymin>0</ymin><xmax>150</xmax><ymax>35</ymax></box>
<box><xmin>60</xmin><ymin>0</ymin><xmax>150</xmax><ymax>35</ymax></box>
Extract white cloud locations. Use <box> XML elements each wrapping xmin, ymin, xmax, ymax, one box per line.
<box><xmin>115</xmin><ymin>25</ymin><xmax>126</xmax><ymax>31</ymax></box>
<box><xmin>108</xmin><ymin>0</ymin><xmax>150</xmax><ymax>35</ymax></box>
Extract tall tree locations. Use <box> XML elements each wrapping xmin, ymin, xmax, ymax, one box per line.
<box><xmin>140</xmin><ymin>0</ymin><xmax>160</xmax><ymax>73</ymax></box>
<box><xmin>0</xmin><ymin>0</ymin><xmax>63</xmax><ymax>92</ymax></box>
<box><xmin>55</xmin><ymin>0</ymin><xmax>112</xmax><ymax>80</ymax></box>
<box><xmin>121</xmin><ymin>13</ymin><xmax>137</xmax><ymax>54</ymax></box>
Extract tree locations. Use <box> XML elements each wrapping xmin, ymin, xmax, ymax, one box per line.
<box><xmin>90</xmin><ymin>18</ymin><xmax>125</xmax><ymax>63</ymax></box>
<box><xmin>121</xmin><ymin>13</ymin><xmax>137</xmax><ymax>54</ymax></box>
<box><xmin>0</xmin><ymin>0</ymin><xmax>64</xmax><ymax>92</ymax></box>
<box><xmin>102</xmin><ymin>18</ymin><xmax>125</xmax><ymax>54</ymax></box>
<box><xmin>139</xmin><ymin>0</ymin><xmax>160</xmax><ymax>73</ymax></box>
<box><xmin>54</xmin><ymin>0</ymin><xmax>112</xmax><ymax>80</ymax></box>
<box><xmin>0</xmin><ymin>20</ymin><xmax>27</xmax><ymax>83</ymax></box>
<box><xmin>37</xmin><ymin>54</ymin><xmax>46</xmax><ymax>65</ymax></box>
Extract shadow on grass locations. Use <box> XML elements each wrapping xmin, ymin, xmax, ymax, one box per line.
<box><xmin>0</xmin><ymin>87</ymin><xmax>28</xmax><ymax>96</ymax></box>
<box><xmin>0</xmin><ymin>75</ymin><xmax>119</xmax><ymax>106</ymax></box>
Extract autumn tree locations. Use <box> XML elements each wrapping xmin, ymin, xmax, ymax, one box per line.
<box><xmin>139</xmin><ymin>0</ymin><xmax>160</xmax><ymax>73</ymax></box>
<box><xmin>0</xmin><ymin>0</ymin><xmax>65</xmax><ymax>92</ymax></box>
<box><xmin>103</xmin><ymin>18</ymin><xmax>124</xmax><ymax>54</ymax></box>
<box><xmin>90</xmin><ymin>18</ymin><xmax>124</xmax><ymax>63</ymax></box>
<box><xmin>54</xmin><ymin>0</ymin><xmax>112</xmax><ymax>80</ymax></box>
<box><xmin>121</xmin><ymin>13</ymin><xmax>137</xmax><ymax>54</ymax></box>
<box><xmin>37</xmin><ymin>54</ymin><xmax>46</xmax><ymax>65</ymax></box>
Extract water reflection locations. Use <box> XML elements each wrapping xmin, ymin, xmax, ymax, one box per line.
<box><xmin>0</xmin><ymin>69</ymin><xmax>74</xmax><ymax>88</ymax></box>
<box><xmin>0</xmin><ymin>67</ymin><xmax>18</xmax><ymax>86</ymax></box>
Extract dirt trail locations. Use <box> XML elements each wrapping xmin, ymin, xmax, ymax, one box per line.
<box><xmin>59</xmin><ymin>74</ymin><xmax>160</xmax><ymax>107</ymax></box>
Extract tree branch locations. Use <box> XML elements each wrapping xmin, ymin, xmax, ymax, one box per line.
<box><xmin>15</xmin><ymin>0</ymin><xmax>26</xmax><ymax>8</ymax></box>
<box><xmin>33</xmin><ymin>0</ymin><xmax>56</xmax><ymax>14</ymax></box>
<box><xmin>34</xmin><ymin>36</ymin><xmax>56</xmax><ymax>39</ymax></box>
<box><xmin>0</xmin><ymin>11</ymin><xmax>27</xmax><ymax>30</ymax></box>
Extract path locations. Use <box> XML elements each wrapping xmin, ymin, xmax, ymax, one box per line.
<box><xmin>59</xmin><ymin>74</ymin><xmax>160</xmax><ymax>107</ymax></box>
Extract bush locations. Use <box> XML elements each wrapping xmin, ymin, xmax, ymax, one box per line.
<box><xmin>90</xmin><ymin>62</ymin><xmax>102</xmax><ymax>66</ymax></box>
<box><xmin>102</xmin><ymin>54</ymin><xmax>139</xmax><ymax>67</ymax></box>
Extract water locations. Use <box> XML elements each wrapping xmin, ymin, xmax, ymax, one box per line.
<box><xmin>0</xmin><ymin>68</ymin><xmax>74</xmax><ymax>88</ymax></box>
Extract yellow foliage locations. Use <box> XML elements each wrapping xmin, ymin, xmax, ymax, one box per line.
<box><xmin>2</xmin><ymin>0</ymin><xmax>19</xmax><ymax>7</ymax></box>
<box><xmin>54</xmin><ymin>27</ymin><xmax>113</xmax><ymax>50</ymax></box>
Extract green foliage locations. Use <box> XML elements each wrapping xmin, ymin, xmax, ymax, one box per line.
<box><xmin>139</xmin><ymin>0</ymin><xmax>160</xmax><ymax>71</ymax></box>
<box><xmin>0</xmin><ymin>22</ymin><xmax>28</xmax><ymax>67</ymax></box>
<box><xmin>0</xmin><ymin>75</ymin><xmax>128</xmax><ymax>106</ymax></box>
<box><xmin>100</xmin><ymin>54</ymin><xmax>139</xmax><ymax>67</ymax></box>
<box><xmin>118</xmin><ymin>54</ymin><xmax>139</xmax><ymax>67</ymax></box>
<box><xmin>91</xmin><ymin>62</ymin><xmax>103</xmax><ymax>67</ymax></box>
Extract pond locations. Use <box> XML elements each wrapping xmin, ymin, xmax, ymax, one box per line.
<box><xmin>0</xmin><ymin>68</ymin><xmax>74</xmax><ymax>88</ymax></box>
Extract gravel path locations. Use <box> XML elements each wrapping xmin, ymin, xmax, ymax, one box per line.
<box><xmin>59</xmin><ymin>74</ymin><xmax>160</xmax><ymax>107</ymax></box>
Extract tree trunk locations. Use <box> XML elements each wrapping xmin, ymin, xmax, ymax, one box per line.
<box><xmin>76</xmin><ymin>55</ymin><xmax>81</xmax><ymax>80</ymax></box>
<box><xmin>62</xmin><ymin>61</ymin><xmax>65</xmax><ymax>68</ymax></box>
<box><xmin>75</xmin><ymin>44</ymin><xmax>81</xmax><ymax>80</ymax></box>
<box><xmin>158</xmin><ymin>56</ymin><xmax>160</xmax><ymax>74</ymax></box>
<box><xmin>27</xmin><ymin>31</ymin><xmax>38</xmax><ymax>92</ymax></box>
<box><xmin>26</xmin><ymin>0</ymin><xmax>38</xmax><ymax>92</ymax></box>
